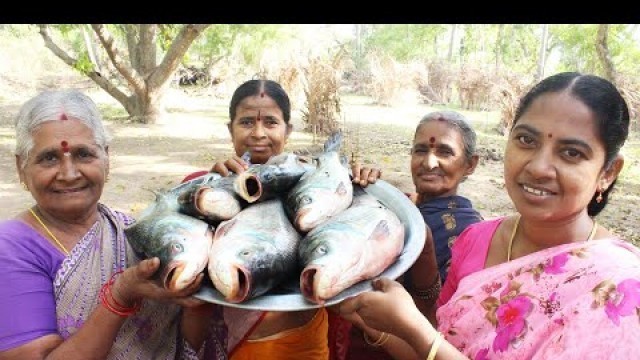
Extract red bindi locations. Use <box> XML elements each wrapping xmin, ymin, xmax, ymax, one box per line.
<box><xmin>60</xmin><ymin>113</ymin><xmax>68</xmax><ymax>120</ymax></box>
<box><xmin>61</xmin><ymin>140</ymin><xmax>70</xmax><ymax>155</ymax></box>
<box><xmin>260</xmin><ymin>92</ymin><xmax>265</xmax><ymax>98</ymax></box>
<box><xmin>256</xmin><ymin>110</ymin><xmax>261</xmax><ymax>122</ymax></box>
<box><xmin>548</xmin><ymin>133</ymin><xmax>552</xmax><ymax>138</ymax></box>
<box><xmin>429</xmin><ymin>137</ymin><xmax>435</xmax><ymax>143</ymax></box>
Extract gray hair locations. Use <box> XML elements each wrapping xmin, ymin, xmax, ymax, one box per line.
<box><xmin>415</xmin><ymin>110</ymin><xmax>477</xmax><ymax>162</ymax></box>
<box><xmin>14</xmin><ymin>89</ymin><xmax>111</xmax><ymax>168</ymax></box>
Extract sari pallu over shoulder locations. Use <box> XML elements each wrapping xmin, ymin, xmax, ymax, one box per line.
<box><xmin>54</xmin><ymin>204</ymin><xmax>227</xmax><ymax>360</ymax></box>
<box><xmin>437</xmin><ymin>238</ymin><xmax>640</xmax><ymax>360</ymax></box>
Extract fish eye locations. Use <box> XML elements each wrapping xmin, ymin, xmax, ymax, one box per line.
<box><xmin>316</xmin><ymin>245</ymin><xmax>328</xmax><ymax>255</ymax></box>
<box><xmin>300</xmin><ymin>195</ymin><xmax>312</xmax><ymax>205</ymax></box>
<box><xmin>171</xmin><ymin>243</ymin><xmax>184</xmax><ymax>254</ymax></box>
<box><xmin>262</xmin><ymin>173</ymin><xmax>274</xmax><ymax>182</ymax></box>
<box><xmin>241</xmin><ymin>250</ymin><xmax>251</xmax><ymax>257</ymax></box>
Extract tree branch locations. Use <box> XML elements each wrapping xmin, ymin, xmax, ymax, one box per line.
<box><xmin>91</xmin><ymin>24</ymin><xmax>146</xmax><ymax>95</ymax></box>
<box><xmin>149</xmin><ymin>24</ymin><xmax>210</xmax><ymax>87</ymax></box>
<box><xmin>38</xmin><ymin>25</ymin><xmax>130</xmax><ymax>106</ymax></box>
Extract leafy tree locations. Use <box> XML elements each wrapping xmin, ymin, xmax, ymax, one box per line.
<box><xmin>39</xmin><ymin>24</ymin><xmax>210</xmax><ymax>124</ymax></box>
<box><xmin>363</xmin><ymin>24</ymin><xmax>448</xmax><ymax>62</ymax></box>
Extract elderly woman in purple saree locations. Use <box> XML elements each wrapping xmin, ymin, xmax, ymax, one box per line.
<box><xmin>0</xmin><ymin>89</ymin><xmax>227</xmax><ymax>359</ymax></box>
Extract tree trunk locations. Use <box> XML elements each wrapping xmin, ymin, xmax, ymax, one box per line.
<box><xmin>495</xmin><ymin>24</ymin><xmax>504</xmax><ymax>72</ymax></box>
<box><xmin>448</xmin><ymin>24</ymin><xmax>457</xmax><ymax>62</ymax></box>
<box><xmin>39</xmin><ymin>24</ymin><xmax>210</xmax><ymax>124</ymax></box>
<box><xmin>536</xmin><ymin>24</ymin><xmax>549</xmax><ymax>81</ymax></box>
<box><xmin>596</xmin><ymin>24</ymin><xmax>616</xmax><ymax>84</ymax></box>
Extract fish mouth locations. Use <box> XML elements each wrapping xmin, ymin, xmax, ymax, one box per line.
<box><xmin>225</xmin><ymin>266</ymin><xmax>252</xmax><ymax>303</ymax></box>
<box><xmin>163</xmin><ymin>262</ymin><xmax>191</xmax><ymax>291</ymax></box>
<box><xmin>196</xmin><ymin>187</ymin><xmax>241</xmax><ymax>220</ymax></box>
<box><xmin>234</xmin><ymin>172</ymin><xmax>263</xmax><ymax>203</ymax></box>
<box><xmin>295</xmin><ymin>208</ymin><xmax>315</xmax><ymax>232</ymax></box>
<box><xmin>300</xmin><ymin>266</ymin><xmax>324</xmax><ymax>305</ymax></box>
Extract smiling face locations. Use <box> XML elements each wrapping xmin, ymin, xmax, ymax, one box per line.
<box><xmin>411</xmin><ymin>120</ymin><xmax>477</xmax><ymax>201</ymax></box>
<box><xmin>17</xmin><ymin>118</ymin><xmax>108</xmax><ymax>221</ymax></box>
<box><xmin>228</xmin><ymin>94</ymin><xmax>292</xmax><ymax>165</ymax></box>
<box><xmin>504</xmin><ymin>91</ymin><xmax>611</xmax><ymax>222</ymax></box>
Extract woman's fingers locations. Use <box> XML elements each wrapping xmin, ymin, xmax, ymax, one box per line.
<box><xmin>351</xmin><ymin>162</ymin><xmax>362</xmax><ymax>183</ymax></box>
<box><xmin>210</xmin><ymin>162</ymin><xmax>231</xmax><ymax>177</ymax></box>
<box><xmin>137</xmin><ymin>257</ymin><xmax>160</xmax><ymax>280</ymax></box>
<box><xmin>351</xmin><ymin>164</ymin><xmax>382</xmax><ymax>187</ymax></box>
<box><xmin>366</xmin><ymin>167</ymin><xmax>381</xmax><ymax>184</ymax></box>
<box><xmin>211</xmin><ymin>155</ymin><xmax>249</xmax><ymax>176</ymax></box>
<box><xmin>336</xmin><ymin>296</ymin><xmax>361</xmax><ymax>316</ymax></box>
<box><xmin>372</xmin><ymin>277</ymin><xmax>397</xmax><ymax>292</ymax></box>
<box><xmin>405</xmin><ymin>192</ymin><xmax>418</xmax><ymax>204</ymax></box>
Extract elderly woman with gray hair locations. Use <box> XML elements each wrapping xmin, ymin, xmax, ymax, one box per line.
<box><xmin>0</xmin><ymin>89</ymin><xmax>226</xmax><ymax>359</ymax></box>
<box><xmin>333</xmin><ymin>111</ymin><xmax>483</xmax><ymax>360</ymax></box>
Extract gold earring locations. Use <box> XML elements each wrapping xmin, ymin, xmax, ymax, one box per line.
<box><xmin>596</xmin><ymin>189</ymin><xmax>603</xmax><ymax>203</ymax></box>
<box><xmin>21</xmin><ymin>182</ymin><xmax>28</xmax><ymax>191</ymax></box>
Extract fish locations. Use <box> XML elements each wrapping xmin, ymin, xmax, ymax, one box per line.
<box><xmin>124</xmin><ymin>190</ymin><xmax>214</xmax><ymax>292</ymax></box>
<box><xmin>298</xmin><ymin>186</ymin><xmax>405</xmax><ymax>304</ymax></box>
<box><xmin>207</xmin><ymin>199</ymin><xmax>301</xmax><ymax>303</ymax></box>
<box><xmin>176</xmin><ymin>172</ymin><xmax>245</xmax><ymax>225</ymax></box>
<box><xmin>285</xmin><ymin>131</ymin><xmax>353</xmax><ymax>232</ymax></box>
<box><xmin>233</xmin><ymin>153</ymin><xmax>316</xmax><ymax>204</ymax></box>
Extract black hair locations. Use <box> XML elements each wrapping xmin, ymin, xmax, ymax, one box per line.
<box><xmin>513</xmin><ymin>72</ymin><xmax>630</xmax><ymax>216</ymax></box>
<box><xmin>228</xmin><ymin>79</ymin><xmax>291</xmax><ymax>124</ymax></box>
<box><xmin>415</xmin><ymin>110</ymin><xmax>477</xmax><ymax>163</ymax></box>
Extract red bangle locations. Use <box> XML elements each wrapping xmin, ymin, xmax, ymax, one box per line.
<box><xmin>99</xmin><ymin>270</ymin><xmax>142</xmax><ymax>317</ymax></box>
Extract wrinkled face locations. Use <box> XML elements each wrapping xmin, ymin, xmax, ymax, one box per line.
<box><xmin>410</xmin><ymin>121</ymin><xmax>475</xmax><ymax>201</ymax></box>
<box><xmin>17</xmin><ymin>118</ymin><xmax>108</xmax><ymax>220</ymax></box>
<box><xmin>504</xmin><ymin>92</ymin><xmax>609</xmax><ymax>222</ymax></box>
<box><xmin>229</xmin><ymin>94</ymin><xmax>291</xmax><ymax>165</ymax></box>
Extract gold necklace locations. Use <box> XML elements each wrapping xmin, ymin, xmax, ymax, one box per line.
<box><xmin>506</xmin><ymin>215</ymin><xmax>597</xmax><ymax>261</ymax></box>
<box><xmin>29</xmin><ymin>208</ymin><xmax>70</xmax><ymax>256</ymax></box>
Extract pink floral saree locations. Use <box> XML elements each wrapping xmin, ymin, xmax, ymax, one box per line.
<box><xmin>437</xmin><ymin>238</ymin><xmax>640</xmax><ymax>359</ymax></box>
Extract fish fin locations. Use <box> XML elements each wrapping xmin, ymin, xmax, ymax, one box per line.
<box><xmin>124</xmin><ymin>222</ymin><xmax>148</xmax><ymax>257</ymax></box>
<box><xmin>369</xmin><ymin>220</ymin><xmax>391</xmax><ymax>242</ymax></box>
<box><xmin>339</xmin><ymin>154</ymin><xmax>350</xmax><ymax>168</ymax></box>
<box><xmin>323</xmin><ymin>130</ymin><xmax>343</xmax><ymax>153</ymax></box>
<box><xmin>241</xmin><ymin>151</ymin><xmax>252</xmax><ymax>165</ymax></box>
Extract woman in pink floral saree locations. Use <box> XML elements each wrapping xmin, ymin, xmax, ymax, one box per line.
<box><xmin>333</xmin><ymin>72</ymin><xmax>640</xmax><ymax>360</ymax></box>
<box><xmin>437</xmin><ymin>217</ymin><xmax>640</xmax><ymax>359</ymax></box>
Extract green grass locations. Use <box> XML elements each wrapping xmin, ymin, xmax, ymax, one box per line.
<box><xmin>98</xmin><ymin>104</ymin><xmax>129</xmax><ymax>123</ymax></box>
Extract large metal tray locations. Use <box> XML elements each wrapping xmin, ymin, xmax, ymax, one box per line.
<box><xmin>193</xmin><ymin>179</ymin><xmax>426</xmax><ymax>311</ymax></box>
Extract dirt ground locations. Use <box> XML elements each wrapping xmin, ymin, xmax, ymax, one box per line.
<box><xmin>1</xmin><ymin>78</ymin><xmax>639</xmax><ymax>246</ymax></box>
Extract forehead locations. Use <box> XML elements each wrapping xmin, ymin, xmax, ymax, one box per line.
<box><xmin>235</xmin><ymin>95</ymin><xmax>283</xmax><ymax>116</ymax></box>
<box><xmin>517</xmin><ymin>92</ymin><xmax>599</xmax><ymax>139</ymax></box>
<box><xmin>414</xmin><ymin>120</ymin><xmax>464</xmax><ymax>146</ymax></box>
<box><xmin>31</xmin><ymin>118</ymin><xmax>96</xmax><ymax>149</ymax></box>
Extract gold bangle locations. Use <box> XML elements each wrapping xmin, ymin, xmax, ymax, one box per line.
<box><xmin>426</xmin><ymin>332</ymin><xmax>443</xmax><ymax>360</ymax></box>
<box><xmin>363</xmin><ymin>331</ymin><xmax>390</xmax><ymax>347</ymax></box>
